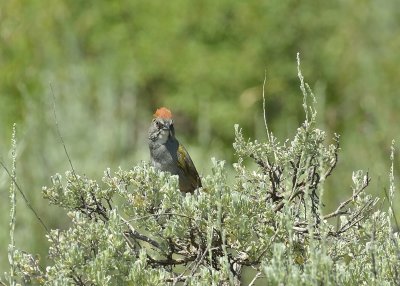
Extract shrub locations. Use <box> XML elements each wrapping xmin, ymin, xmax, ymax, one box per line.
<box><xmin>3</xmin><ymin>56</ymin><xmax>399</xmax><ymax>285</ymax></box>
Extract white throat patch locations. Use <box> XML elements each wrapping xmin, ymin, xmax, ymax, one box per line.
<box><xmin>155</xmin><ymin>129</ymin><xmax>170</xmax><ymax>144</ymax></box>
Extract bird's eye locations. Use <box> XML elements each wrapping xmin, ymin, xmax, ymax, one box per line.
<box><xmin>156</xmin><ymin>121</ymin><xmax>163</xmax><ymax>129</ymax></box>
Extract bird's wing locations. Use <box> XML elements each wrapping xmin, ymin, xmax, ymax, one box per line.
<box><xmin>177</xmin><ymin>144</ymin><xmax>202</xmax><ymax>189</ymax></box>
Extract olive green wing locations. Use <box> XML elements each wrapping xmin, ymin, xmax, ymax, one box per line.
<box><xmin>177</xmin><ymin>143</ymin><xmax>202</xmax><ymax>191</ymax></box>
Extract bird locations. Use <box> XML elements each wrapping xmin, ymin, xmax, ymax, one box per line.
<box><xmin>148</xmin><ymin>107</ymin><xmax>202</xmax><ymax>193</ymax></box>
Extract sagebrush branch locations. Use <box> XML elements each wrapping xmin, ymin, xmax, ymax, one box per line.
<box><xmin>324</xmin><ymin>173</ymin><xmax>370</xmax><ymax>220</ymax></box>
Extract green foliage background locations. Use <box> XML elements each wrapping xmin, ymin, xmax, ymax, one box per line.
<box><xmin>0</xmin><ymin>0</ymin><xmax>399</xmax><ymax>273</ymax></box>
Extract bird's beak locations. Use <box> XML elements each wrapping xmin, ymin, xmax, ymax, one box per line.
<box><xmin>162</xmin><ymin>122</ymin><xmax>170</xmax><ymax>130</ymax></box>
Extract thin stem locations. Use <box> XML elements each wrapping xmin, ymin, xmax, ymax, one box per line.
<box><xmin>8</xmin><ymin>123</ymin><xmax>17</xmax><ymax>286</ymax></box>
<box><xmin>262</xmin><ymin>69</ymin><xmax>270</xmax><ymax>142</ymax></box>
<box><xmin>50</xmin><ymin>83</ymin><xmax>78</xmax><ymax>180</ymax></box>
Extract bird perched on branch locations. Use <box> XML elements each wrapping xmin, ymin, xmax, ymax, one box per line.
<box><xmin>148</xmin><ymin>107</ymin><xmax>202</xmax><ymax>193</ymax></box>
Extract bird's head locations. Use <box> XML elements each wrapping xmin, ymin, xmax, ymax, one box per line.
<box><xmin>148</xmin><ymin>107</ymin><xmax>175</xmax><ymax>144</ymax></box>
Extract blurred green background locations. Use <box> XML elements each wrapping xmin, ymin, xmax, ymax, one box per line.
<box><xmin>1</xmin><ymin>0</ymin><xmax>400</xmax><ymax>273</ymax></box>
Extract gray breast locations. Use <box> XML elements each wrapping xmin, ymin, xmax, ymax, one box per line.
<box><xmin>149</xmin><ymin>139</ymin><xmax>179</xmax><ymax>175</ymax></box>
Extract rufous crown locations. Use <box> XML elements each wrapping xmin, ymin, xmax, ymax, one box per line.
<box><xmin>153</xmin><ymin>107</ymin><xmax>173</xmax><ymax>119</ymax></box>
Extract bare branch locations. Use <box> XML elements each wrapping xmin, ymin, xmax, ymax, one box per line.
<box><xmin>334</xmin><ymin>198</ymin><xmax>378</xmax><ymax>235</ymax></box>
<box><xmin>248</xmin><ymin>272</ymin><xmax>263</xmax><ymax>286</ymax></box>
<box><xmin>324</xmin><ymin>173</ymin><xmax>370</xmax><ymax>220</ymax></box>
<box><xmin>165</xmin><ymin>276</ymin><xmax>189</xmax><ymax>283</ymax></box>
<box><xmin>120</xmin><ymin>216</ymin><xmax>161</xmax><ymax>249</ymax></box>
<box><xmin>0</xmin><ymin>160</ymin><xmax>49</xmax><ymax>233</ymax></box>
<box><xmin>50</xmin><ymin>83</ymin><xmax>78</xmax><ymax>180</ymax></box>
<box><xmin>273</xmin><ymin>189</ymin><xmax>304</xmax><ymax>212</ymax></box>
<box><xmin>126</xmin><ymin>212</ymin><xmax>194</xmax><ymax>223</ymax></box>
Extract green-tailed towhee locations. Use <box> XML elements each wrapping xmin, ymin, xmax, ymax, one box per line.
<box><xmin>148</xmin><ymin>107</ymin><xmax>202</xmax><ymax>193</ymax></box>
